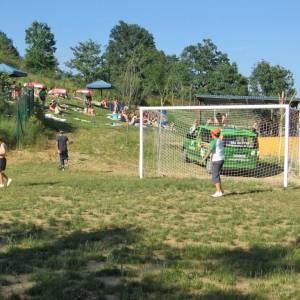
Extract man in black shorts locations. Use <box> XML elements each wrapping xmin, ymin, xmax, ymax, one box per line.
<box><xmin>0</xmin><ymin>136</ymin><xmax>12</xmax><ymax>188</ymax></box>
<box><xmin>56</xmin><ymin>130</ymin><xmax>69</xmax><ymax>171</ymax></box>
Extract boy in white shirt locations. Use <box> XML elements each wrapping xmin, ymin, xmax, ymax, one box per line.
<box><xmin>202</xmin><ymin>128</ymin><xmax>224</xmax><ymax>197</ymax></box>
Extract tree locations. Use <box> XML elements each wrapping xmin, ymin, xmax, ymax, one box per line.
<box><xmin>143</xmin><ymin>51</ymin><xmax>182</xmax><ymax>105</ymax></box>
<box><xmin>66</xmin><ymin>40</ymin><xmax>103</xmax><ymax>83</ymax></box>
<box><xmin>24</xmin><ymin>21</ymin><xmax>58</xmax><ymax>72</ymax></box>
<box><xmin>0</xmin><ymin>31</ymin><xmax>20</xmax><ymax>66</ymax></box>
<box><xmin>104</xmin><ymin>20</ymin><xmax>156</xmax><ymax>82</ymax></box>
<box><xmin>180</xmin><ymin>39</ymin><xmax>229</xmax><ymax>90</ymax></box>
<box><xmin>249</xmin><ymin>60</ymin><xmax>295</xmax><ymax>96</ymax></box>
<box><xmin>204</xmin><ymin>63</ymin><xmax>248</xmax><ymax>95</ymax></box>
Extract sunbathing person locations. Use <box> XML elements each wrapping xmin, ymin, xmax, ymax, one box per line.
<box><xmin>100</xmin><ymin>98</ymin><xmax>109</xmax><ymax>108</ymax></box>
<box><xmin>49</xmin><ymin>100</ymin><xmax>62</xmax><ymax>114</ymax></box>
<box><xmin>120</xmin><ymin>106</ymin><xmax>129</xmax><ymax>122</ymax></box>
<box><xmin>84</xmin><ymin>106</ymin><xmax>95</xmax><ymax>116</ymax></box>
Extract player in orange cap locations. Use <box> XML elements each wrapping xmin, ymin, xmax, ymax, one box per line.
<box><xmin>202</xmin><ymin>128</ymin><xmax>225</xmax><ymax>197</ymax></box>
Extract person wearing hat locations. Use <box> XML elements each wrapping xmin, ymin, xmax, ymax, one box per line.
<box><xmin>56</xmin><ymin>130</ymin><xmax>69</xmax><ymax>171</ymax></box>
<box><xmin>201</xmin><ymin>128</ymin><xmax>225</xmax><ymax>197</ymax></box>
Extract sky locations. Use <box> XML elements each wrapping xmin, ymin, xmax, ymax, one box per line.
<box><xmin>1</xmin><ymin>0</ymin><xmax>300</xmax><ymax>93</ymax></box>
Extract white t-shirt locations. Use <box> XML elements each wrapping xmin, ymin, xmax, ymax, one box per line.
<box><xmin>209</xmin><ymin>138</ymin><xmax>224</xmax><ymax>162</ymax></box>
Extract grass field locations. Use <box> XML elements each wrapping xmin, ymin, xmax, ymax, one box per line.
<box><xmin>0</xmin><ymin>100</ymin><xmax>300</xmax><ymax>300</ymax></box>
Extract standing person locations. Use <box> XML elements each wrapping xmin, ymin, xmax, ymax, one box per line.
<box><xmin>0</xmin><ymin>136</ymin><xmax>12</xmax><ymax>188</ymax></box>
<box><xmin>39</xmin><ymin>87</ymin><xmax>47</xmax><ymax>108</ymax></box>
<box><xmin>201</xmin><ymin>128</ymin><xmax>224</xmax><ymax>197</ymax></box>
<box><xmin>56</xmin><ymin>130</ymin><xmax>69</xmax><ymax>171</ymax></box>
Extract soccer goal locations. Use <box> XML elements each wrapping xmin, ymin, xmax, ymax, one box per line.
<box><xmin>139</xmin><ymin>104</ymin><xmax>300</xmax><ymax>187</ymax></box>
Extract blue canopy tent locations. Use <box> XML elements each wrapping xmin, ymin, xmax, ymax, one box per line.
<box><xmin>0</xmin><ymin>63</ymin><xmax>27</xmax><ymax>77</ymax></box>
<box><xmin>86</xmin><ymin>80</ymin><xmax>113</xmax><ymax>97</ymax></box>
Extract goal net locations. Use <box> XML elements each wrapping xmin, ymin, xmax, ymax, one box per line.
<box><xmin>139</xmin><ymin>105</ymin><xmax>300</xmax><ymax>187</ymax></box>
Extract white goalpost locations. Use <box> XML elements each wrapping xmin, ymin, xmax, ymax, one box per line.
<box><xmin>139</xmin><ymin>104</ymin><xmax>300</xmax><ymax>187</ymax></box>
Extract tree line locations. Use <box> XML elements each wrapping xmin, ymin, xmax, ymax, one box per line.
<box><xmin>0</xmin><ymin>20</ymin><xmax>296</xmax><ymax>105</ymax></box>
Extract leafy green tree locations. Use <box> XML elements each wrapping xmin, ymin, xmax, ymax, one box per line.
<box><xmin>0</xmin><ymin>31</ymin><xmax>20</xmax><ymax>66</ymax></box>
<box><xmin>249</xmin><ymin>60</ymin><xmax>295</xmax><ymax>96</ymax></box>
<box><xmin>143</xmin><ymin>51</ymin><xmax>182</xmax><ymax>105</ymax></box>
<box><xmin>205</xmin><ymin>63</ymin><xmax>248</xmax><ymax>95</ymax></box>
<box><xmin>104</xmin><ymin>20</ymin><xmax>155</xmax><ymax>81</ymax></box>
<box><xmin>180</xmin><ymin>39</ymin><xmax>229</xmax><ymax>89</ymax></box>
<box><xmin>24</xmin><ymin>21</ymin><xmax>58</xmax><ymax>72</ymax></box>
<box><xmin>180</xmin><ymin>39</ymin><xmax>248</xmax><ymax>95</ymax></box>
<box><xmin>66</xmin><ymin>39</ymin><xmax>103</xmax><ymax>83</ymax></box>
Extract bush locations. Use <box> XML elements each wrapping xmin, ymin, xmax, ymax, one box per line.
<box><xmin>22</xmin><ymin>115</ymin><xmax>46</xmax><ymax>146</ymax></box>
<box><xmin>0</xmin><ymin>116</ymin><xmax>17</xmax><ymax>146</ymax></box>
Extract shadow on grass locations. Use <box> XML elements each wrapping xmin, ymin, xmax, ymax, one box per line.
<box><xmin>20</xmin><ymin>181</ymin><xmax>62</xmax><ymax>187</ymax></box>
<box><xmin>223</xmin><ymin>188</ymin><xmax>273</xmax><ymax>196</ymax></box>
<box><xmin>65</xmin><ymin>102</ymin><xmax>84</xmax><ymax>110</ymax></box>
<box><xmin>119</xmin><ymin>278</ymin><xmax>262</xmax><ymax>300</ymax></box>
<box><xmin>0</xmin><ymin>222</ymin><xmax>298</xmax><ymax>299</ymax></box>
<box><xmin>43</xmin><ymin>117</ymin><xmax>76</xmax><ymax>133</ymax></box>
<box><xmin>202</xmin><ymin>244</ymin><xmax>300</xmax><ymax>278</ymax></box>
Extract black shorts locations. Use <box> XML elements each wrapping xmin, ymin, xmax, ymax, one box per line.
<box><xmin>60</xmin><ymin>151</ymin><xmax>68</xmax><ymax>160</ymax></box>
<box><xmin>0</xmin><ymin>158</ymin><xmax>7</xmax><ymax>171</ymax></box>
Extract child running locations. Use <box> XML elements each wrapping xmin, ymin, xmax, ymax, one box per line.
<box><xmin>0</xmin><ymin>136</ymin><xmax>12</xmax><ymax>188</ymax></box>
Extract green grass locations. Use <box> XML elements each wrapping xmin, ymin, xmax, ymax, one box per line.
<box><xmin>0</xmin><ymin>99</ymin><xmax>300</xmax><ymax>300</ymax></box>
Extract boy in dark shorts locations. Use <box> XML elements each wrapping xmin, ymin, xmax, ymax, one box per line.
<box><xmin>201</xmin><ymin>128</ymin><xmax>225</xmax><ymax>198</ymax></box>
<box><xmin>56</xmin><ymin>130</ymin><xmax>69</xmax><ymax>171</ymax></box>
<box><xmin>0</xmin><ymin>136</ymin><xmax>12</xmax><ymax>188</ymax></box>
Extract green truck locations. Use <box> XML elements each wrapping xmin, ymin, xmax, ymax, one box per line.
<box><xmin>183</xmin><ymin>125</ymin><xmax>259</xmax><ymax>171</ymax></box>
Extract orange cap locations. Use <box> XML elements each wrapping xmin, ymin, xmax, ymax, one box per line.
<box><xmin>211</xmin><ymin>128</ymin><xmax>221</xmax><ymax>136</ymax></box>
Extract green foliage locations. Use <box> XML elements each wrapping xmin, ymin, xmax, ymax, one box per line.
<box><xmin>143</xmin><ymin>51</ymin><xmax>183</xmax><ymax>105</ymax></box>
<box><xmin>0</xmin><ymin>31</ymin><xmax>20</xmax><ymax>66</ymax></box>
<box><xmin>0</xmin><ymin>116</ymin><xmax>16</xmax><ymax>146</ymax></box>
<box><xmin>66</xmin><ymin>40</ymin><xmax>103</xmax><ymax>83</ymax></box>
<box><xmin>181</xmin><ymin>39</ymin><xmax>229</xmax><ymax>85</ymax></box>
<box><xmin>0</xmin><ymin>72</ymin><xmax>13</xmax><ymax>89</ymax></box>
<box><xmin>105</xmin><ymin>20</ymin><xmax>155</xmax><ymax>84</ymax></box>
<box><xmin>24</xmin><ymin>21</ymin><xmax>58</xmax><ymax>73</ymax></box>
<box><xmin>180</xmin><ymin>39</ymin><xmax>248</xmax><ymax>96</ymax></box>
<box><xmin>204</xmin><ymin>63</ymin><xmax>249</xmax><ymax>95</ymax></box>
<box><xmin>249</xmin><ymin>60</ymin><xmax>296</xmax><ymax>96</ymax></box>
<box><xmin>22</xmin><ymin>115</ymin><xmax>45</xmax><ymax>146</ymax></box>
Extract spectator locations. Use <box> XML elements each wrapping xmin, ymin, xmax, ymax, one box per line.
<box><xmin>39</xmin><ymin>87</ymin><xmax>47</xmax><ymax>108</ymax></box>
<box><xmin>100</xmin><ymin>98</ymin><xmax>109</xmax><ymax>108</ymax></box>
<box><xmin>120</xmin><ymin>106</ymin><xmax>129</xmax><ymax>122</ymax></box>
<box><xmin>113</xmin><ymin>97</ymin><xmax>119</xmax><ymax>113</ymax></box>
<box><xmin>49</xmin><ymin>100</ymin><xmax>63</xmax><ymax>114</ymax></box>
<box><xmin>189</xmin><ymin>119</ymin><xmax>199</xmax><ymax>137</ymax></box>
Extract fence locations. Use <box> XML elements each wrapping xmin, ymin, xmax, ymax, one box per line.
<box><xmin>16</xmin><ymin>88</ymin><xmax>34</xmax><ymax>146</ymax></box>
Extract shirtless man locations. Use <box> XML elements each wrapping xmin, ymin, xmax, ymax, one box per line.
<box><xmin>0</xmin><ymin>136</ymin><xmax>12</xmax><ymax>188</ymax></box>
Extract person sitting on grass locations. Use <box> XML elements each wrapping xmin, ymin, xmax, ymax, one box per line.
<box><xmin>201</xmin><ymin>128</ymin><xmax>224</xmax><ymax>198</ymax></box>
<box><xmin>49</xmin><ymin>100</ymin><xmax>62</xmax><ymax>114</ymax></box>
<box><xmin>129</xmin><ymin>111</ymin><xmax>140</xmax><ymax>125</ymax></box>
<box><xmin>120</xmin><ymin>106</ymin><xmax>129</xmax><ymax>122</ymax></box>
<box><xmin>100</xmin><ymin>98</ymin><xmax>109</xmax><ymax>108</ymax></box>
<box><xmin>83</xmin><ymin>106</ymin><xmax>95</xmax><ymax>116</ymax></box>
